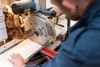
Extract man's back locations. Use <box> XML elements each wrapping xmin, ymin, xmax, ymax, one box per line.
<box><xmin>55</xmin><ymin>0</ymin><xmax>100</xmax><ymax>67</ymax></box>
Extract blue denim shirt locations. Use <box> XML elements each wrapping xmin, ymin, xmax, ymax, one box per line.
<box><xmin>25</xmin><ymin>0</ymin><xmax>100</xmax><ymax>67</ymax></box>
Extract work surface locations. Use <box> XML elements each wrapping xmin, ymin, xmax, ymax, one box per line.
<box><xmin>0</xmin><ymin>39</ymin><xmax>42</xmax><ymax>67</ymax></box>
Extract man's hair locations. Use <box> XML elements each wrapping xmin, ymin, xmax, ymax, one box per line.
<box><xmin>51</xmin><ymin>0</ymin><xmax>94</xmax><ymax>5</ymax></box>
<box><xmin>51</xmin><ymin>0</ymin><xmax>95</xmax><ymax>11</ymax></box>
<box><xmin>51</xmin><ymin>0</ymin><xmax>95</xmax><ymax>20</ymax></box>
<box><xmin>72</xmin><ymin>0</ymin><xmax>94</xmax><ymax>5</ymax></box>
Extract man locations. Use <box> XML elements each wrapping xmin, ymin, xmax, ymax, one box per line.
<box><xmin>8</xmin><ymin>0</ymin><xmax>100</xmax><ymax>67</ymax></box>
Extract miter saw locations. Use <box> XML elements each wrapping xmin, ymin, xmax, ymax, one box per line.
<box><xmin>3</xmin><ymin>0</ymin><xmax>57</xmax><ymax>46</ymax></box>
<box><xmin>0</xmin><ymin>0</ymin><xmax>67</xmax><ymax>56</ymax></box>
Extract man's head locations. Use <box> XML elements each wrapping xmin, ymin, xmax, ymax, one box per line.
<box><xmin>51</xmin><ymin>0</ymin><xmax>95</xmax><ymax>20</ymax></box>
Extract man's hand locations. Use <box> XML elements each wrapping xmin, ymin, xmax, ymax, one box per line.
<box><xmin>8</xmin><ymin>53</ymin><xmax>25</xmax><ymax>67</ymax></box>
